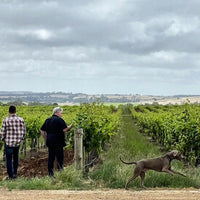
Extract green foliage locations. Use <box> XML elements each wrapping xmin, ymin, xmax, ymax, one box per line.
<box><xmin>91</xmin><ymin>107</ymin><xmax>200</xmax><ymax>189</ymax></box>
<box><xmin>131</xmin><ymin>103</ymin><xmax>200</xmax><ymax>165</ymax></box>
<box><xmin>0</xmin><ymin>105</ymin><xmax>79</xmax><ymax>152</ymax></box>
<box><xmin>71</xmin><ymin>102</ymin><xmax>120</xmax><ymax>153</ymax></box>
<box><xmin>0</xmin><ymin>104</ymin><xmax>120</xmax><ymax>156</ymax></box>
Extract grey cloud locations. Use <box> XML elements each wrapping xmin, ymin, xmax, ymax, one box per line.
<box><xmin>0</xmin><ymin>0</ymin><xmax>200</xmax><ymax>95</ymax></box>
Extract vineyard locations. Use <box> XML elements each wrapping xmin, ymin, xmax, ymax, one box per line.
<box><xmin>0</xmin><ymin>102</ymin><xmax>200</xmax><ymax>179</ymax></box>
<box><xmin>130</xmin><ymin>103</ymin><xmax>200</xmax><ymax>166</ymax></box>
<box><xmin>0</xmin><ymin>102</ymin><xmax>200</xmax><ymax>196</ymax></box>
<box><xmin>0</xmin><ymin>103</ymin><xmax>121</xmax><ymax>165</ymax></box>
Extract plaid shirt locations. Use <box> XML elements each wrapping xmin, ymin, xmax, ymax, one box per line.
<box><xmin>1</xmin><ymin>115</ymin><xmax>26</xmax><ymax>147</ymax></box>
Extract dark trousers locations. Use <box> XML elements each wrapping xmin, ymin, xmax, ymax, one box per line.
<box><xmin>48</xmin><ymin>144</ymin><xmax>64</xmax><ymax>176</ymax></box>
<box><xmin>5</xmin><ymin>145</ymin><xmax>20</xmax><ymax>178</ymax></box>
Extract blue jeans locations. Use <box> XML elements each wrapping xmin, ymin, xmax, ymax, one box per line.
<box><xmin>5</xmin><ymin>145</ymin><xmax>20</xmax><ymax>178</ymax></box>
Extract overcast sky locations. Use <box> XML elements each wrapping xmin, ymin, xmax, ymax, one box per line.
<box><xmin>0</xmin><ymin>0</ymin><xmax>200</xmax><ymax>95</ymax></box>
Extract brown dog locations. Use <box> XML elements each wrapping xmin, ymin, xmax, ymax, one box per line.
<box><xmin>120</xmin><ymin>150</ymin><xmax>186</xmax><ymax>189</ymax></box>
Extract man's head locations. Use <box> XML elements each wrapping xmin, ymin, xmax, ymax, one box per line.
<box><xmin>9</xmin><ymin>105</ymin><xmax>16</xmax><ymax>114</ymax></box>
<box><xmin>53</xmin><ymin>107</ymin><xmax>63</xmax><ymax>117</ymax></box>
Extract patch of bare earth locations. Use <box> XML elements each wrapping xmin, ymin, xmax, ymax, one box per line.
<box><xmin>0</xmin><ymin>189</ymin><xmax>200</xmax><ymax>200</ymax></box>
<box><xmin>0</xmin><ymin>149</ymin><xmax>74</xmax><ymax>180</ymax></box>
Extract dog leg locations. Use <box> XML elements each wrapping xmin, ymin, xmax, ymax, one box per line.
<box><xmin>125</xmin><ymin>174</ymin><xmax>139</xmax><ymax>190</ymax></box>
<box><xmin>162</xmin><ymin>168</ymin><xmax>186</xmax><ymax>178</ymax></box>
<box><xmin>140</xmin><ymin>171</ymin><xmax>146</xmax><ymax>188</ymax></box>
<box><xmin>169</xmin><ymin>169</ymin><xmax>186</xmax><ymax>177</ymax></box>
<box><xmin>162</xmin><ymin>168</ymin><xmax>174</xmax><ymax>176</ymax></box>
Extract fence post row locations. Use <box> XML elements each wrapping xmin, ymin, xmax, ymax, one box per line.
<box><xmin>74</xmin><ymin>128</ymin><xmax>84</xmax><ymax>170</ymax></box>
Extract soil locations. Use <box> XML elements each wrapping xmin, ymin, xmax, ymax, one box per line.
<box><xmin>0</xmin><ymin>149</ymin><xmax>74</xmax><ymax>180</ymax></box>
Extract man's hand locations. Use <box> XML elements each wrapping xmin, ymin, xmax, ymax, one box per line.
<box><xmin>69</xmin><ymin>123</ymin><xmax>73</xmax><ymax>129</ymax></box>
<box><xmin>63</xmin><ymin>123</ymin><xmax>73</xmax><ymax>132</ymax></box>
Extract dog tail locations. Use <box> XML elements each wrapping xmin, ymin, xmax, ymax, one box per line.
<box><xmin>119</xmin><ymin>157</ymin><xmax>137</xmax><ymax>165</ymax></box>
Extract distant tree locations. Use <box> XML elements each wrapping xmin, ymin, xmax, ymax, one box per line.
<box><xmin>6</xmin><ymin>100</ymin><xmax>26</xmax><ymax>106</ymax></box>
<box><xmin>28</xmin><ymin>102</ymin><xmax>43</xmax><ymax>106</ymax></box>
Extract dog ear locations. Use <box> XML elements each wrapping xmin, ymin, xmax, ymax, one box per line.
<box><xmin>172</xmin><ymin>150</ymin><xmax>178</xmax><ymax>157</ymax></box>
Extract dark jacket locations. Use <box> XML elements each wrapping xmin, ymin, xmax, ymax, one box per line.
<box><xmin>41</xmin><ymin>115</ymin><xmax>67</xmax><ymax>147</ymax></box>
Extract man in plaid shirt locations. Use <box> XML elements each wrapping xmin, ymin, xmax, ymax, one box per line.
<box><xmin>1</xmin><ymin>105</ymin><xmax>26</xmax><ymax>179</ymax></box>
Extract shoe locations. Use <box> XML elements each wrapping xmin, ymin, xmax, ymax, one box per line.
<box><xmin>3</xmin><ymin>177</ymin><xmax>13</xmax><ymax>181</ymax></box>
<box><xmin>48</xmin><ymin>173</ymin><xmax>55</xmax><ymax>178</ymax></box>
<box><xmin>48</xmin><ymin>175</ymin><xmax>55</xmax><ymax>178</ymax></box>
<box><xmin>13</xmin><ymin>174</ymin><xmax>17</xmax><ymax>179</ymax></box>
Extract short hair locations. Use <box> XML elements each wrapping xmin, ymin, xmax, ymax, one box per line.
<box><xmin>9</xmin><ymin>105</ymin><xmax>16</xmax><ymax>114</ymax></box>
<box><xmin>53</xmin><ymin>107</ymin><xmax>63</xmax><ymax>115</ymax></box>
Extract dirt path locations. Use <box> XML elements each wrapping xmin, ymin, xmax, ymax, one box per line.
<box><xmin>0</xmin><ymin>189</ymin><xmax>200</xmax><ymax>200</ymax></box>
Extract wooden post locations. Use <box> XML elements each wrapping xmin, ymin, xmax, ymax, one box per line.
<box><xmin>74</xmin><ymin>128</ymin><xmax>84</xmax><ymax>170</ymax></box>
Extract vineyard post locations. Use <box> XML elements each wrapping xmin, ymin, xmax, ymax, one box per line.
<box><xmin>74</xmin><ymin>128</ymin><xmax>84</xmax><ymax>170</ymax></box>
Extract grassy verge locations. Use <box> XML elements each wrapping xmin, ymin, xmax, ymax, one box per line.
<box><xmin>0</xmin><ymin>165</ymin><xmax>88</xmax><ymax>190</ymax></box>
<box><xmin>90</xmin><ymin>107</ymin><xmax>200</xmax><ymax>189</ymax></box>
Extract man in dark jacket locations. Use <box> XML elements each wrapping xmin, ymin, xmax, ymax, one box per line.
<box><xmin>40</xmin><ymin>107</ymin><xmax>73</xmax><ymax>176</ymax></box>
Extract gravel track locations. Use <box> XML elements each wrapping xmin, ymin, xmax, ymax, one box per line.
<box><xmin>0</xmin><ymin>189</ymin><xmax>200</xmax><ymax>200</ymax></box>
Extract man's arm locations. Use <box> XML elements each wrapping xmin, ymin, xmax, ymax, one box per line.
<box><xmin>1</xmin><ymin>119</ymin><xmax>6</xmax><ymax>141</ymax></box>
<box><xmin>40</xmin><ymin>130</ymin><xmax>47</xmax><ymax>140</ymax></box>
<box><xmin>22</xmin><ymin>120</ymin><xmax>26</xmax><ymax>140</ymax></box>
<box><xmin>40</xmin><ymin>120</ymin><xmax>47</xmax><ymax>140</ymax></box>
<box><xmin>63</xmin><ymin>123</ymin><xmax>73</xmax><ymax>133</ymax></box>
